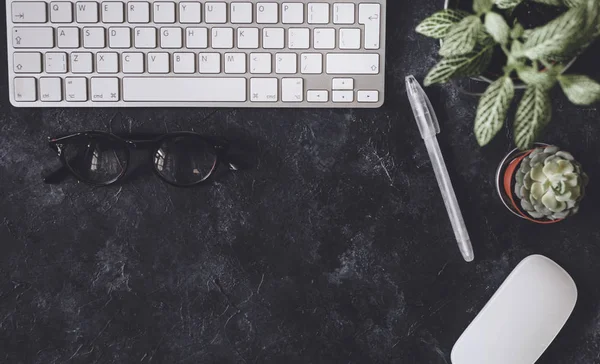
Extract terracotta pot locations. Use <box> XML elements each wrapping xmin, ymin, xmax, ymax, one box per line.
<box><xmin>495</xmin><ymin>144</ymin><xmax>563</xmax><ymax>224</ymax></box>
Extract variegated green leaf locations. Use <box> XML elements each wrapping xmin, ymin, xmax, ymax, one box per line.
<box><xmin>514</xmin><ymin>86</ymin><xmax>552</xmax><ymax>150</ymax></box>
<box><xmin>558</xmin><ymin>75</ymin><xmax>600</xmax><ymax>105</ymax></box>
<box><xmin>511</xmin><ymin>23</ymin><xmax>525</xmax><ymax>39</ymax></box>
<box><xmin>475</xmin><ymin>76</ymin><xmax>515</xmax><ymax>146</ymax></box>
<box><xmin>439</xmin><ymin>16</ymin><xmax>482</xmax><ymax>56</ymax></box>
<box><xmin>424</xmin><ymin>46</ymin><xmax>494</xmax><ymax>86</ymax></box>
<box><xmin>474</xmin><ymin>0</ymin><xmax>494</xmax><ymax>13</ymax></box>
<box><xmin>485</xmin><ymin>12</ymin><xmax>510</xmax><ymax>44</ymax></box>
<box><xmin>495</xmin><ymin>0</ymin><xmax>523</xmax><ymax>9</ymax></box>
<box><xmin>521</xmin><ymin>6</ymin><xmax>586</xmax><ymax>60</ymax></box>
<box><xmin>563</xmin><ymin>0</ymin><xmax>585</xmax><ymax>6</ymax></box>
<box><xmin>530</xmin><ymin>0</ymin><xmax>563</xmax><ymax>6</ymax></box>
<box><xmin>416</xmin><ymin>9</ymin><xmax>471</xmax><ymax>39</ymax></box>
<box><xmin>517</xmin><ymin>67</ymin><xmax>559</xmax><ymax>89</ymax></box>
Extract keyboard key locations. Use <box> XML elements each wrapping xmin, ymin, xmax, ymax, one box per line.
<box><xmin>71</xmin><ymin>52</ymin><xmax>93</xmax><ymax>73</ymax></box>
<box><xmin>12</xmin><ymin>28</ymin><xmax>54</xmax><ymax>48</ymax></box>
<box><xmin>250</xmin><ymin>53</ymin><xmax>271</xmax><ymax>74</ymax></box>
<box><xmin>14</xmin><ymin>78</ymin><xmax>37</xmax><ymax>101</ymax></box>
<box><xmin>83</xmin><ymin>27</ymin><xmax>105</xmax><ymax>48</ymax></box>
<box><xmin>180</xmin><ymin>2</ymin><xmax>202</xmax><ymax>23</ymax></box>
<box><xmin>333</xmin><ymin>90</ymin><xmax>353</xmax><ymax>102</ymax></box>
<box><xmin>308</xmin><ymin>3</ymin><xmax>329</xmax><ymax>24</ymax></box>
<box><xmin>357</xmin><ymin>90</ymin><xmax>379</xmax><ymax>103</ymax></box>
<box><xmin>65</xmin><ymin>77</ymin><xmax>88</xmax><ymax>101</ymax></box>
<box><xmin>333</xmin><ymin>78</ymin><xmax>353</xmax><ymax>90</ymax></box>
<box><xmin>307</xmin><ymin>90</ymin><xmax>328</xmax><ymax>102</ymax></box>
<box><xmin>263</xmin><ymin>28</ymin><xmax>284</xmax><ymax>49</ymax></box>
<box><xmin>91</xmin><ymin>77</ymin><xmax>120</xmax><ymax>101</ymax></box>
<box><xmin>186</xmin><ymin>28</ymin><xmax>208</xmax><ymax>48</ymax></box>
<box><xmin>76</xmin><ymin>2</ymin><xmax>99</xmax><ymax>23</ymax></box>
<box><xmin>288</xmin><ymin>28</ymin><xmax>310</xmax><ymax>49</ymax></box>
<box><xmin>199</xmin><ymin>53</ymin><xmax>221</xmax><ymax>73</ymax></box>
<box><xmin>276</xmin><ymin>53</ymin><xmax>297</xmax><ymax>74</ymax></box>
<box><xmin>122</xmin><ymin>52</ymin><xmax>144</xmax><ymax>73</ymax></box>
<box><xmin>40</xmin><ymin>77</ymin><xmax>63</xmax><ymax>101</ymax></box>
<box><xmin>282</xmin><ymin>3</ymin><xmax>304</xmax><ymax>24</ymax></box>
<box><xmin>153</xmin><ymin>2</ymin><xmax>176</xmax><ymax>23</ymax></box>
<box><xmin>57</xmin><ymin>27</ymin><xmax>80</xmax><ymax>48</ymax></box>
<box><xmin>250</xmin><ymin>78</ymin><xmax>278</xmax><ymax>102</ymax></box>
<box><xmin>12</xmin><ymin>2</ymin><xmax>48</xmax><ymax>23</ymax></box>
<box><xmin>339</xmin><ymin>28</ymin><xmax>361</xmax><ymax>50</ymax></box>
<box><xmin>237</xmin><ymin>28</ymin><xmax>259</xmax><ymax>49</ymax></box>
<box><xmin>326</xmin><ymin>54</ymin><xmax>379</xmax><ymax>74</ymax></box>
<box><xmin>51</xmin><ymin>2</ymin><xmax>74</xmax><ymax>23</ymax></box>
<box><xmin>174</xmin><ymin>53</ymin><xmax>196</xmax><ymax>73</ymax></box>
<box><xmin>13</xmin><ymin>52</ymin><xmax>42</xmax><ymax>73</ymax></box>
<box><xmin>205</xmin><ymin>3</ymin><xmax>227</xmax><ymax>23</ymax></box>
<box><xmin>102</xmin><ymin>2</ymin><xmax>124</xmax><ymax>23</ymax></box>
<box><xmin>135</xmin><ymin>28</ymin><xmax>157</xmax><ymax>48</ymax></box>
<box><xmin>300</xmin><ymin>53</ymin><xmax>322</xmax><ymax>74</ymax></box>
<box><xmin>109</xmin><ymin>27</ymin><xmax>131</xmax><ymax>48</ymax></box>
<box><xmin>257</xmin><ymin>3</ymin><xmax>278</xmax><ymax>24</ymax></box>
<box><xmin>282</xmin><ymin>78</ymin><xmax>303</xmax><ymax>102</ymax></box>
<box><xmin>333</xmin><ymin>4</ymin><xmax>355</xmax><ymax>24</ymax></box>
<box><xmin>231</xmin><ymin>3</ymin><xmax>252</xmax><ymax>24</ymax></box>
<box><xmin>359</xmin><ymin>4</ymin><xmax>381</xmax><ymax>50</ymax></box>
<box><xmin>128</xmin><ymin>2</ymin><xmax>150</xmax><ymax>23</ymax></box>
<box><xmin>161</xmin><ymin>27</ymin><xmax>183</xmax><ymax>48</ymax></box>
<box><xmin>45</xmin><ymin>52</ymin><xmax>68</xmax><ymax>73</ymax></box>
<box><xmin>224</xmin><ymin>53</ymin><xmax>246</xmax><ymax>74</ymax></box>
<box><xmin>148</xmin><ymin>53</ymin><xmax>170</xmax><ymax>73</ymax></box>
<box><xmin>123</xmin><ymin>78</ymin><xmax>247</xmax><ymax>101</ymax></box>
<box><xmin>211</xmin><ymin>28</ymin><xmax>233</xmax><ymax>49</ymax></box>
<box><xmin>314</xmin><ymin>28</ymin><xmax>335</xmax><ymax>49</ymax></box>
<box><xmin>96</xmin><ymin>52</ymin><xmax>119</xmax><ymax>73</ymax></box>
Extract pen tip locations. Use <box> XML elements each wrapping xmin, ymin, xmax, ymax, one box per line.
<box><xmin>463</xmin><ymin>251</ymin><xmax>475</xmax><ymax>263</ymax></box>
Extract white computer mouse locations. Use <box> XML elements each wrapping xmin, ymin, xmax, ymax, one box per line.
<box><xmin>451</xmin><ymin>255</ymin><xmax>577</xmax><ymax>364</ymax></box>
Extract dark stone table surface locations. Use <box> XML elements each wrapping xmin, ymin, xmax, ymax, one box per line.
<box><xmin>1</xmin><ymin>1</ymin><xmax>600</xmax><ymax>363</ymax></box>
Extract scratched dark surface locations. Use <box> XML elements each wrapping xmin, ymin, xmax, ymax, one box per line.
<box><xmin>2</xmin><ymin>1</ymin><xmax>600</xmax><ymax>363</ymax></box>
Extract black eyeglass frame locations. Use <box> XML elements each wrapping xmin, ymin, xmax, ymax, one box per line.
<box><xmin>45</xmin><ymin>131</ymin><xmax>238</xmax><ymax>187</ymax></box>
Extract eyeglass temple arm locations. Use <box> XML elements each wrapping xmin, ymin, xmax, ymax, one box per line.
<box><xmin>43</xmin><ymin>165</ymin><xmax>71</xmax><ymax>184</ymax></box>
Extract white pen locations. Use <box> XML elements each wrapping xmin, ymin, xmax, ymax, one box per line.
<box><xmin>405</xmin><ymin>75</ymin><xmax>475</xmax><ymax>262</ymax></box>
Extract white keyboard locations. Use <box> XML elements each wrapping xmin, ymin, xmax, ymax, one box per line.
<box><xmin>6</xmin><ymin>0</ymin><xmax>386</xmax><ymax>108</ymax></box>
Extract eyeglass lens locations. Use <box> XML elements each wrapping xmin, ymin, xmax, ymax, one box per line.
<box><xmin>153</xmin><ymin>135</ymin><xmax>217</xmax><ymax>185</ymax></box>
<box><xmin>63</xmin><ymin>137</ymin><xmax>128</xmax><ymax>184</ymax></box>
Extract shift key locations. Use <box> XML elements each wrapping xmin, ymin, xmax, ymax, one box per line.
<box><xmin>326</xmin><ymin>54</ymin><xmax>380</xmax><ymax>74</ymax></box>
<box><xmin>13</xmin><ymin>27</ymin><xmax>54</xmax><ymax>48</ymax></box>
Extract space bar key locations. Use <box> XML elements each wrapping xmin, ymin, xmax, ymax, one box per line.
<box><xmin>123</xmin><ymin>78</ymin><xmax>247</xmax><ymax>102</ymax></box>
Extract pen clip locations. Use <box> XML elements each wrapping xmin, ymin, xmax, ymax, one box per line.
<box><xmin>406</xmin><ymin>76</ymin><xmax>441</xmax><ymax>139</ymax></box>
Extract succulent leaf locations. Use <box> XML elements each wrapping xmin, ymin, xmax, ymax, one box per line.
<box><xmin>513</xmin><ymin>146</ymin><xmax>588</xmax><ymax>220</ymax></box>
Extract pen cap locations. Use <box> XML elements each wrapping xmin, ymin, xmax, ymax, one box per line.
<box><xmin>406</xmin><ymin>76</ymin><xmax>441</xmax><ymax>139</ymax></box>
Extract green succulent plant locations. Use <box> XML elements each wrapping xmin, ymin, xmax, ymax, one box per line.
<box><xmin>514</xmin><ymin>145</ymin><xmax>588</xmax><ymax>220</ymax></box>
<box><xmin>416</xmin><ymin>0</ymin><xmax>600</xmax><ymax>150</ymax></box>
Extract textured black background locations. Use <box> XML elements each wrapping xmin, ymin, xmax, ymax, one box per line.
<box><xmin>1</xmin><ymin>1</ymin><xmax>600</xmax><ymax>363</ymax></box>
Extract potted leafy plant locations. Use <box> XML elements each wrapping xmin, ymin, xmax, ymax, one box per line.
<box><xmin>496</xmin><ymin>144</ymin><xmax>588</xmax><ymax>223</ymax></box>
<box><xmin>416</xmin><ymin>0</ymin><xmax>600</xmax><ymax>149</ymax></box>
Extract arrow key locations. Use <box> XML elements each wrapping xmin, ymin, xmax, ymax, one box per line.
<box><xmin>333</xmin><ymin>90</ymin><xmax>354</xmax><ymax>103</ymax></box>
<box><xmin>307</xmin><ymin>90</ymin><xmax>328</xmax><ymax>103</ymax></box>
<box><xmin>357</xmin><ymin>90</ymin><xmax>379</xmax><ymax>103</ymax></box>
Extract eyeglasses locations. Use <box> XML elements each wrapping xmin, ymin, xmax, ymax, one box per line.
<box><xmin>43</xmin><ymin>131</ymin><xmax>239</xmax><ymax>187</ymax></box>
